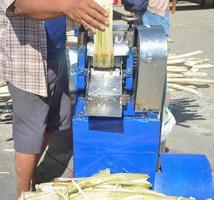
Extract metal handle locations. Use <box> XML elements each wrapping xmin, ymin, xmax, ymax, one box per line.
<box><xmin>121</xmin><ymin>13</ymin><xmax>139</xmax><ymax>23</ymax></box>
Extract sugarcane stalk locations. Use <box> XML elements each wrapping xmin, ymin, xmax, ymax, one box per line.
<box><xmin>192</xmin><ymin>64</ymin><xmax>214</xmax><ymax>69</ymax></box>
<box><xmin>185</xmin><ymin>59</ymin><xmax>209</xmax><ymax>66</ymax></box>
<box><xmin>185</xmin><ymin>85</ymin><xmax>197</xmax><ymax>89</ymax></box>
<box><xmin>168</xmin><ymin>50</ymin><xmax>202</xmax><ymax>60</ymax></box>
<box><xmin>168</xmin><ymin>88</ymin><xmax>177</xmax><ymax>92</ymax></box>
<box><xmin>167</xmin><ymin>74</ymin><xmax>186</xmax><ymax>78</ymax></box>
<box><xmin>93</xmin><ymin>0</ymin><xmax>114</xmax><ymax>68</ymax></box>
<box><xmin>167</xmin><ymin>59</ymin><xmax>186</xmax><ymax>65</ymax></box>
<box><xmin>183</xmin><ymin>72</ymin><xmax>208</xmax><ymax>77</ymax></box>
<box><xmin>167</xmin><ymin>66</ymin><xmax>189</xmax><ymax>72</ymax></box>
<box><xmin>167</xmin><ymin>83</ymin><xmax>199</xmax><ymax>94</ymax></box>
<box><xmin>167</xmin><ymin>72</ymin><xmax>208</xmax><ymax>78</ymax></box>
<box><xmin>168</xmin><ymin>78</ymin><xmax>214</xmax><ymax>84</ymax></box>
<box><xmin>71</xmin><ymin>179</ymin><xmax>90</xmax><ymax>200</ymax></box>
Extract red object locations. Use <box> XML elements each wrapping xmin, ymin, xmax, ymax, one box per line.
<box><xmin>113</xmin><ymin>0</ymin><xmax>121</xmax><ymax>5</ymax></box>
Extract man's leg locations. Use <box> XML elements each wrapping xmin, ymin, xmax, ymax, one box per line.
<box><xmin>7</xmin><ymin>84</ymin><xmax>50</xmax><ymax>199</ymax></box>
<box><xmin>14</xmin><ymin>51</ymin><xmax>72</xmax><ymax>198</ymax></box>
<box><xmin>16</xmin><ymin>130</ymin><xmax>54</xmax><ymax>199</ymax></box>
<box><xmin>15</xmin><ymin>153</ymin><xmax>37</xmax><ymax>198</ymax></box>
<box><xmin>31</xmin><ymin>130</ymin><xmax>54</xmax><ymax>184</ymax></box>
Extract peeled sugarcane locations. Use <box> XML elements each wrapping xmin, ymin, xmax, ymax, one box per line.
<box><xmin>167</xmin><ymin>66</ymin><xmax>189</xmax><ymax>72</ymax></box>
<box><xmin>192</xmin><ymin>63</ymin><xmax>214</xmax><ymax>69</ymax></box>
<box><xmin>167</xmin><ymin>72</ymin><xmax>208</xmax><ymax>78</ymax></box>
<box><xmin>167</xmin><ymin>78</ymin><xmax>214</xmax><ymax>84</ymax></box>
<box><xmin>167</xmin><ymin>83</ymin><xmax>199</xmax><ymax>95</ymax></box>
<box><xmin>93</xmin><ymin>0</ymin><xmax>114</xmax><ymax>68</ymax></box>
<box><xmin>168</xmin><ymin>50</ymin><xmax>203</xmax><ymax>60</ymax></box>
<box><xmin>168</xmin><ymin>88</ymin><xmax>177</xmax><ymax>92</ymax></box>
<box><xmin>183</xmin><ymin>72</ymin><xmax>208</xmax><ymax>77</ymax></box>
<box><xmin>185</xmin><ymin>85</ymin><xmax>197</xmax><ymax>89</ymax></box>
<box><xmin>0</xmin><ymin>85</ymin><xmax>10</xmax><ymax>102</ymax></box>
<box><xmin>167</xmin><ymin>74</ymin><xmax>187</xmax><ymax>78</ymax></box>
<box><xmin>167</xmin><ymin>59</ymin><xmax>186</xmax><ymax>65</ymax></box>
<box><xmin>166</xmin><ymin>50</ymin><xmax>214</xmax><ymax>94</ymax></box>
<box><xmin>185</xmin><ymin>59</ymin><xmax>209</xmax><ymax>67</ymax></box>
<box><xmin>0</xmin><ymin>80</ymin><xmax>7</xmax><ymax>87</ymax></box>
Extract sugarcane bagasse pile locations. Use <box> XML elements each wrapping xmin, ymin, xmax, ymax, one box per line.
<box><xmin>20</xmin><ymin>169</ymin><xmax>194</xmax><ymax>200</ymax></box>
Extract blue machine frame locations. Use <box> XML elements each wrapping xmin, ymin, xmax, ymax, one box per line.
<box><xmin>71</xmin><ymin>35</ymin><xmax>214</xmax><ymax>200</ymax></box>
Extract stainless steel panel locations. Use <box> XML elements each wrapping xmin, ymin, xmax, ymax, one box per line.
<box><xmin>67</xmin><ymin>46</ymin><xmax>78</xmax><ymax>93</ymax></box>
<box><xmin>85</xmin><ymin>68</ymin><xmax>122</xmax><ymax>117</ymax></box>
<box><xmin>135</xmin><ymin>25</ymin><xmax>167</xmax><ymax>112</ymax></box>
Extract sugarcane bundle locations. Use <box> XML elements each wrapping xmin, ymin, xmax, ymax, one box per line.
<box><xmin>20</xmin><ymin>169</ymin><xmax>194</xmax><ymax>200</ymax></box>
<box><xmin>93</xmin><ymin>0</ymin><xmax>114</xmax><ymax>68</ymax></box>
<box><xmin>0</xmin><ymin>80</ymin><xmax>12</xmax><ymax>121</ymax></box>
<box><xmin>167</xmin><ymin>51</ymin><xmax>214</xmax><ymax>95</ymax></box>
<box><xmin>0</xmin><ymin>83</ymin><xmax>10</xmax><ymax>102</ymax></box>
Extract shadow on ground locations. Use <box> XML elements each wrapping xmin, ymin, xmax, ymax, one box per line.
<box><xmin>169</xmin><ymin>97</ymin><xmax>205</xmax><ymax>128</ymax></box>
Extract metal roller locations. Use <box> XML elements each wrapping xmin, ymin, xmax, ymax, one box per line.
<box><xmin>135</xmin><ymin>25</ymin><xmax>167</xmax><ymax>112</ymax></box>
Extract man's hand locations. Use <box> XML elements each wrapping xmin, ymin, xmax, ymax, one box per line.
<box><xmin>14</xmin><ymin>0</ymin><xmax>109</xmax><ymax>32</ymax></box>
<box><xmin>63</xmin><ymin>0</ymin><xmax>109</xmax><ymax>33</ymax></box>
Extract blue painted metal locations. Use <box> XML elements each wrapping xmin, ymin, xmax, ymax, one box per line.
<box><xmin>73</xmin><ymin>112</ymin><xmax>160</xmax><ymax>185</ymax></box>
<box><xmin>125</xmin><ymin>48</ymin><xmax>135</xmax><ymax>91</ymax></box>
<box><xmin>123</xmin><ymin>101</ymin><xmax>136</xmax><ymax>116</ymax></box>
<box><xmin>77</xmin><ymin>47</ymin><xmax>87</xmax><ymax>90</ymax></box>
<box><xmin>75</xmin><ymin>97</ymin><xmax>85</xmax><ymax>114</ymax></box>
<box><xmin>155</xmin><ymin>154</ymin><xmax>214</xmax><ymax>200</ymax></box>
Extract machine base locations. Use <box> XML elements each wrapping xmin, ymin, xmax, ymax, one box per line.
<box><xmin>73</xmin><ymin>114</ymin><xmax>214</xmax><ymax>199</ymax></box>
<box><xmin>73</xmin><ymin>114</ymin><xmax>160</xmax><ymax>185</ymax></box>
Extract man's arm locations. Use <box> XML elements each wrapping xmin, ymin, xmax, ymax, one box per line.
<box><xmin>13</xmin><ymin>0</ymin><xmax>109</xmax><ymax>33</ymax></box>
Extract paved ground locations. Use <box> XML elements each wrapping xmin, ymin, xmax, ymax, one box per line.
<box><xmin>0</xmin><ymin>3</ymin><xmax>214</xmax><ymax>200</ymax></box>
<box><xmin>167</xmin><ymin>5</ymin><xmax>214</xmax><ymax>170</ymax></box>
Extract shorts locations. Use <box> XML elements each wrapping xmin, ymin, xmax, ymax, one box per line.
<box><xmin>8</xmin><ymin>51</ymin><xmax>72</xmax><ymax>154</ymax></box>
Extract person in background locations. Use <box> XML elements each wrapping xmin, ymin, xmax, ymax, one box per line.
<box><xmin>0</xmin><ymin>0</ymin><xmax>109</xmax><ymax>199</ymax></box>
<box><xmin>142</xmin><ymin>0</ymin><xmax>170</xmax><ymax>36</ymax></box>
<box><xmin>122</xmin><ymin>0</ymin><xmax>170</xmax><ymax>36</ymax></box>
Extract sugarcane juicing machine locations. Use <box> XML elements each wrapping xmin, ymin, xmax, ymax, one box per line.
<box><xmin>66</xmin><ymin>13</ymin><xmax>214</xmax><ymax>199</ymax></box>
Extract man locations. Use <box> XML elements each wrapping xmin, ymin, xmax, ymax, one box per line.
<box><xmin>142</xmin><ymin>0</ymin><xmax>170</xmax><ymax>36</ymax></box>
<box><xmin>0</xmin><ymin>0</ymin><xmax>108</xmax><ymax>199</ymax></box>
<box><xmin>122</xmin><ymin>0</ymin><xmax>169</xmax><ymax>35</ymax></box>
